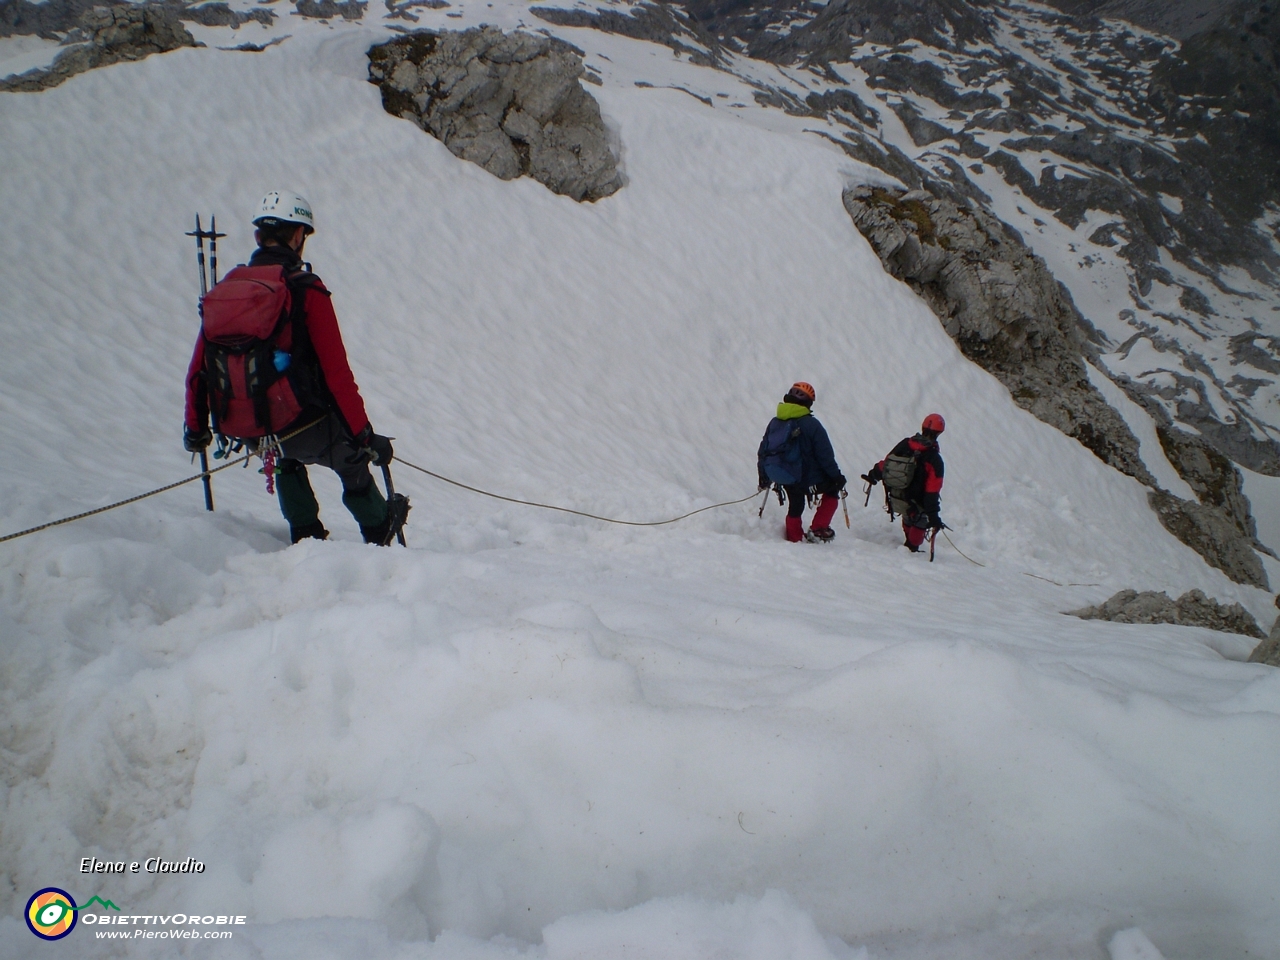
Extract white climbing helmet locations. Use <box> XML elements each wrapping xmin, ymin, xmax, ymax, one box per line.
<box><xmin>253</xmin><ymin>190</ymin><xmax>315</xmax><ymax>234</ymax></box>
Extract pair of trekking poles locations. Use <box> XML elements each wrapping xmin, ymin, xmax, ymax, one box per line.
<box><xmin>186</xmin><ymin>215</ymin><xmax>406</xmax><ymax>546</ymax></box>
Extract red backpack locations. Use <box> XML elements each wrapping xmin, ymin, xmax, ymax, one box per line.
<box><xmin>200</xmin><ymin>265</ymin><xmax>320</xmax><ymax>438</ymax></box>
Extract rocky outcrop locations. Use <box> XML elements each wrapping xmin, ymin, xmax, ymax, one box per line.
<box><xmin>843</xmin><ymin>185</ymin><xmax>1154</xmax><ymax>483</ymax></box>
<box><xmin>1147</xmin><ymin>491</ymin><xmax>1269</xmax><ymax>587</ymax></box>
<box><xmin>1249</xmin><ymin>602</ymin><xmax>1280</xmax><ymax>665</ymax></box>
<box><xmin>1069</xmin><ymin>588</ymin><xmax>1264</xmax><ymax>637</ymax></box>
<box><xmin>843</xmin><ymin>184</ymin><xmax>1269</xmax><ymax>589</ymax></box>
<box><xmin>367</xmin><ymin>28</ymin><xmax>623</xmax><ymax>202</ymax></box>
<box><xmin>531</xmin><ymin>4</ymin><xmax>722</xmax><ymax>67</ymax></box>
<box><xmin>0</xmin><ymin>3</ymin><xmax>196</xmax><ymax>92</ymax></box>
<box><xmin>1155</xmin><ymin>424</ymin><xmax>1257</xmax><ymax>538</ymax></box>
<box><xmin>295</xmin><ymin>0</ymin><xmax>366</xmax><ymax>20</ymax></box>
<box><xmin>0</xmin><ymin>0</ymin><xmax>124</xmax><ymax>38</ymax></box>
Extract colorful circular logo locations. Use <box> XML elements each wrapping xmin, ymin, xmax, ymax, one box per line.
<box><xmin>26</xmin><ymin>888</ymin><xmax>78</xmax><ymax>941</ymax></box>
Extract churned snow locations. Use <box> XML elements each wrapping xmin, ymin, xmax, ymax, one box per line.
<box><xmin>1</xmin><ymin>7</ymin><xmax>1278</xmax><ymax>960</ymax></box>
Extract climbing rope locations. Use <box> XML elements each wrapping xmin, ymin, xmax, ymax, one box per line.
<box><xmin>0</xmin><ymin>441</ymin><xmax>761</xmax><ymax>545</ymax></box>
<box><xmin>942</xmin><ymin>530</ymin><xmax>985</xmax><ymax>567</ymax></box>
<box><xmin>0</xmin><ymin>455</ymin><xmax>254</xmax><ymax>545</ymax></box>
<box><xmin>395</xmin><ymin>457</ymin><xmax>760</xmax><ymax>526</ymax></box>
<box><xmin>0</xmin><ymin>417</ymin><xmax>326</xmax><ymax>545</ymax></box>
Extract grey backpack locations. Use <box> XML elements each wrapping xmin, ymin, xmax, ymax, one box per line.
<box><xmin>880</xmin><ymin>451</ymin><xmax>918</xmax><ymax>517</ymax></box>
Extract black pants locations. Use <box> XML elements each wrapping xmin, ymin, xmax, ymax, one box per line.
<box><xmin>274</xmin><ymin>413</ymin><xmax>386</xmax><ymax>533</ymax></box>
<box><xmin>783</xmin><ymin>477</ymin><xmax>843</xmax><ymax>518</ymax></box>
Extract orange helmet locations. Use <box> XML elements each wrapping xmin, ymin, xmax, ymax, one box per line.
<box><xmin>922</xmin><ymin>413</ymin><xmax>945</xmax><ymax>434</ymax></box>
<box><xmin>788</xmin><ymin>381</ymin><xmax>816</xmax><ymax>404</ymax></box>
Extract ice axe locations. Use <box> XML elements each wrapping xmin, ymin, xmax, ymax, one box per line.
<box><xmin>841</xmin><ymin>488</ymin><xmax>850</xmax><ymax>528</ymax></box>
<box><xmin>381</xmin><ymin>464</ymin><xmax>407</xmax><ymax>547</ymax></box>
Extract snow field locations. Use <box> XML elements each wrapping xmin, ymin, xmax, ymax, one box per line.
<box><xmin>1</xmin><ymin>12</ymin><xmax>1279</xmax><ymax>959</ymax></box>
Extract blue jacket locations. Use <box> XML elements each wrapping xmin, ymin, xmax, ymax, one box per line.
<box><xmin>758</xmin><ymin>402</ymin><xmax>843</xmax><ymax>488</ymax></box>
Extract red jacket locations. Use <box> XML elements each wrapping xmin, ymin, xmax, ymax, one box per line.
<box><xmin>185</xmin><ymin>252</ymin><xmax>370</xmax><ymax>438</ymax></box>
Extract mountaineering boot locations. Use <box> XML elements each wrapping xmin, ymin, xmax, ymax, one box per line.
<box><xmin>785</xmin><ymin>516</ymin><xmax>805</xmax><ymax>542</ymax></box>
<box><xmin>290</xmin><ymin>520</ymin><xmax>329</xmax><ymax>544</ymax></box>
<box><xmin>811</xmin><ymin>493</ymin><xmax>839</xmax><ymax>531</ymax></box>
<box><xmin>903</xmin><ymin>539</ymin><xmax>920</xmax><ymax>553</ymax></box>
<box><xmin>809</xmin><ymin>526</ymin><xmax>835</xmax><ymax>542</ymax></box>
<box><xmin>361</xmin><ymin>493</ymin><xmax>411</xmax><ymax>546</ymax></box>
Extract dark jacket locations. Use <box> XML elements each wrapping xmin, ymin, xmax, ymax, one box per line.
<box><xmin>876</xmin><ymin>434</ymin><xmax>944</xmax><ymax>515</ymax></box>
<box><xmin>758</xmin><ymin>402</ymin><xmax>844</xmax><ymax>489</ymax></box>
<box><xmin>184</xmin><ymin>245</ymin><xmax>371</xmax><ymax>438</ymax></box>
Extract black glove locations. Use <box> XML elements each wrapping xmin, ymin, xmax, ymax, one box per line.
<box><xmin>349</xmin><ymin>424</ymin><xmax>394</xmax><ymax>465</ymax></box>
<box><xmin>833</xmin><ymin>473</ymin><xmax>847</xmax><ymax>490</ymax></box>
<box><xmin>758</xmin><ymin>471</ymin><xmax>769</xmax><ymax>491</ymax></box>
<box><xmin>184</xmin><ymin>425</ymin><xmax>212</xmax><ymax>452</ymax></box>
<box><xmin>928</xmin><ymin>513</ymin><xmax>943</xmax><ymax>530</ymax></box>
<box><xmin>862</xmin><ymin>467</ymin><xmax>881</xmax><ymax>486</ymax></box>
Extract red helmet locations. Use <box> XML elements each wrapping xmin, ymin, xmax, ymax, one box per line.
<box><xmin>788</xmin><ymin>381</ymin><xmax>816</xmax><ymax>404</ymax></box>
<box><xmin>922</xmin><ymin>413</ymin><xmax>945</xmax><ymax>434</ymax></box>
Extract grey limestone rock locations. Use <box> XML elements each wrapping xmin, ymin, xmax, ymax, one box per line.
<box><xmin>531</xmin><ymin>4</ymin><xmax>722</xmax><ymax>67</ymax></box>
<box><xmin>295</xmin><ymin>0</ymin><xmax>366</xmax><ymax>20</ymax></box>
<box><xmin>1148</xmin><ymin>490</ymin><xmax>1269</xmax><ymax>588</ymax></box>
<box><xmin>1249</xmin><ymin>602</ymin><xmax>1280</xmax><ymax>665</ymax></box>
<box><xmin>368</xmin><ymin>27</ymin><xmax>623</xmax><ymax>202</ymax></box>
<box><xmin>1070</xmin><ymin>587</ymin><xmax>1264</xmax><ymax>637</ymax></box>
<box><xmin>843</xmin><ymin>185</ymin><xmax>1153</xmax><ymax>484</ymax></box>
<box><xmin>1</xmin><ymin>0</ymin><xmax>125</xmax><ymax>39</ymax></box>
<box><xmin>1</xmin><ymin>3</ymin><xmax>196</xmax><ymax>92</ymax></box>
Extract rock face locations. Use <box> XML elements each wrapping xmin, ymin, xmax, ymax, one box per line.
<box><xmin>531</xmin><ymin>4</ymin><xmax>722</xmax><ymax>67</ymax></box>
<box><xmin>1249</xmin><ymin>605</ymin><xmax>1280</xmax><ymax>666</ymax></box>
<box><xmin>295</xmin><ymin>0</ymin><xmax>366</xmax><ymax>20</ymax></box>
<box><xmin>368</xmin><ymin>28</ymin><xmax>623</xmax><ymax>202</ymax></box>
<box><xmin>1070</xmin><ymin>588</ymin><xmax>1264</xmax><ymax>637</ymax></box>
<box><xmin>0</xmin><ymin>3</ymin><xmax>196</xmax><ymax>92</ymax></box>
<box><xmin>843</xmin><ymin>184</ymin><xmax>1269</xmax><ymax>589</ymax></box>
<box><xmin>843</xmin><ymin>185</ymin><xmax>1153</xmax><ymax>483</ymax></box>
<box><xmin>0</xmin><ymin>0</ymin><xmax>124</xmax><ymax>39</ymax></box>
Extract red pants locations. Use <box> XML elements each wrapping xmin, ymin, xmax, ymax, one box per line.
<box><xmin>784</xmin><ymin>494</ymin><xmax>840</xmax><ymax>542</ymax></box>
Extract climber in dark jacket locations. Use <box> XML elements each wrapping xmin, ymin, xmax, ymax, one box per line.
<box><xmin>864</xmin><ymin>414</ymin><xmax>945</xmax><ymax>552</ymax></box>
<box><xmin>757</xmin><ymin>381</ymin><xmax>847</xmax><ymax>543</ymax></box>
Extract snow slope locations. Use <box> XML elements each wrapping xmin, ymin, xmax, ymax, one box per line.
<box><xmin>1</xmin><ymin>7</ymin><xmax>1278</xmax><ymax>959</ymax></box>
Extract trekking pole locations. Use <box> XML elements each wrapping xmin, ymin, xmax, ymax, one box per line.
<box><xmin>208</xmin><ymin>214</ymin><xmax>226</xmax><ymax>285</ymax></box>
<box><xmin>381</xmin><ymin>464</ymin><xmax>407</xmax><ymax>546</ymax></box>
<box><xmin>841</xmin><ymin>488</ymin><xmax>850</xmax><ymax>528</ymax></box>
<box><xmin>186</xmin><ymin>214</ymin><xmax>215</xmax><ymax>512</ymax></box>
